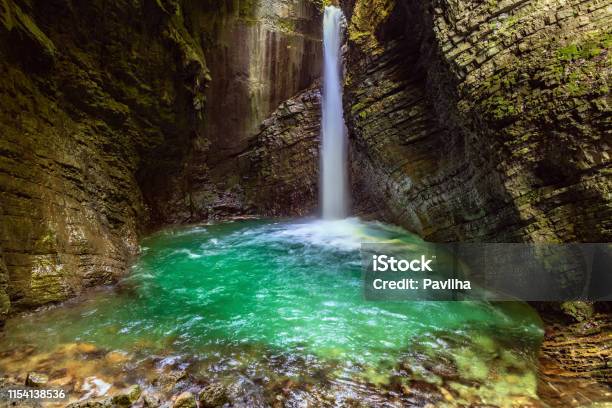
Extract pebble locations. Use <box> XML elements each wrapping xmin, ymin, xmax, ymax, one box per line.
<box><xmin>25</xmin><ymin>372</ymin><xmax>48</xmax><ymax>387</ymax></box>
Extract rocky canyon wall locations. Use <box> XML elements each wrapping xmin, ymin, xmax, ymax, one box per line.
<box><xmin>154</xmin><ymin>0</ymin><xmax>323</xmax><ymax>223</ymax></box>
<box><xmin>0</xmin><ymin>0</ymin><xmax>323</xmax><ymax>320</ymax></box>
<box><xmin>239</xmin><ymin>84</ymin><xmax>321</xmax><ymax>216</ymax></box>
<box><xmin>340</xmin><ymin>0</ymin><xmax>611</xmax><ymax>389</ymax></box>
<box><xmin>0</xmin><ymin>0</ymin><xmax>210</xmax><ymax>318</ymax></box>
<box><xmin>342</xmin><ymin>0</ymin><xmax>610</xmax><ymax>243</ymax></box>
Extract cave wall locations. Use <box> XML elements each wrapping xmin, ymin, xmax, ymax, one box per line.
<box><xmin>153</xmin><ymin>0</ymin><xmax>323</xmax><ymax>223</ymax></box>
<box><xmin>0</xmin><ymin>0</ymin><xmax>323</xmax><ymax>319</ymax></box>
<box><xmin>340</xmin><ymin>0</ymin><xmax>612</xmax><ymax>386</ymax></box>
<box><xmin>0</xmin><ymin>0</ymin><xmax>210</xmax><ymax>317</ymax></box>
<box><xmin>342</xmin><ymin>0</ymin><xmax>611</xmax><ymax>243</ymax></box>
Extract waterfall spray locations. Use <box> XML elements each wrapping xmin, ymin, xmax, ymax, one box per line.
<box><xmin>320</xmin><ymin>6</ymin><xmax>348</xmax><ymax>220</ymax></box>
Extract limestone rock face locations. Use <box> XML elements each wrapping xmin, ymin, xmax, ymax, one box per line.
<box><xmin>0</xmin><ymin>0</ymin><xmax>322</xmax><ymax>317</ymax></box>
<box><xmin>341</xmin><ymin>0</ymin><xmax>611</xmax><ymax>389</ymax></box>
<box><xmin>0</xmin><ymin>0</ymin><xmax>209</xmax><ymax>312</ymax></box>
<box><xmin>154</xmin><ymin>0</ymin><xmax>323</xmax><ymax>223</ymax></box>
<box><xmin>239</xmin><ymin>84</ymin><xmax>321</xmax><ymax>216</ymax></box>
<box><xmin>342</xmin><ymin>0</ymin><xmax>611</xmax><ymax>243</ymax></box>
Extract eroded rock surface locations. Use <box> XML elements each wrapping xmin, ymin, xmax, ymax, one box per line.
<box><xmin>342</xmin><ymin>0</ymin><xmax>611</xmax><ymax>243</ymax></box>
<box><xmin>0</xmin><ymin>0</ymin><xmax>323</xmax><ymax>316</ymax></box>
<box><xmin>156</xmin><ymin>0</ymin><xmax>324</xmax><ymax>223</ymax></box>
<box><xmin>239</xmin><ymin>85</ymin><xmax>321</xmax><ymax>216</ymax></box>
<box><xmin>341</xmin><ymin>0</ymin><xmax>612</xmax><ymax>394</ymax></box>
<box><xmin>0</xmin><ymin>0</ymin><xmax>209</xmax><ymax>312</ymax></box>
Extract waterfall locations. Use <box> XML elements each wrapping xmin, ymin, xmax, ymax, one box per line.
<box><xmin>320</xmin><ymin>6</ymin><xmax>348</xmax><ymax>220</ymax></box>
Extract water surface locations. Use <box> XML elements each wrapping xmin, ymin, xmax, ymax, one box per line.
<box><xmin>0</xmin><ymin>218</ymin><xmax>544</xmax><ymax>406</ymax></box>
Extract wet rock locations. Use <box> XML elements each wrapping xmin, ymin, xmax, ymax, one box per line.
<box><xmin>25</xmin><ymin>372</ymin><xmax>48</xmax><ymax>387</ymax></box>
<box><xmin>142</xmin><ymin>391</ymin><xmax>163</xmax><ymax>408</ymax></box>
<box><xmin>238</xmin><ymin>84</ymin><xmax>321</xmax><ymax>217</ymax></box>
<box><xmin>227</xmin><ymin>377</ymin><xmax>267</xmax><ymax>408</ymax></box>
<box><xmin>105</xmin><ymin>351</ymin><xmax>131</xmax><ymax>365</ymax></box>
<box><xmin>80</xmin><ymin>376</ymin><xmax>112</xmax><ymax>399</ymax></box>
<box><xmin>65</xmin><ymin>397</ymin><xmax>114</xmax><ymax>408</ymax></box>
<box><xmin>157</xmin><ymin>369</ymin><xmax>187</xmax><ymax>393</ymax></box>
<box><xmin>198</xmin><ymin>383</ymin><xmax>229</xmax><ymax>407</ymax></box>
<box><xmin>561</xmin><ymin>301</ymin><xmax>594</xmax><ymax>322</ymax></box>
<box><xmin>49</xmin><ymin>375</ymin><xmax>74</xmax><ymax>388</ymax></box>
<box><xmin>539</xmin><ymin>311</ymin><xmax>612</xmax><ymax>405</ymax></box>
<box><xmin>111</xmin><ymin>385</ymin><xmax>142</xmax><ymax>407</ymax></box>
<box><xmin>172</xmin><ymin>391</ymin><xmax>196</xmax><ymax>408</ymax></box>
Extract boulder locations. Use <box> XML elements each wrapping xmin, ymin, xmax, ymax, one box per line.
<box><xmin>172</xmin><ymin>391</ymin><xmax>196</xmax><ymax>408</ymax></box>
<box><xmin>143</xmin><ymin>391</ymin><xmax>163</xmax><ymax>407</ymax></box>
<box><xmin>110</xmin><ymin>385</ymin><xmax>142</xmax><ymax>407</ymax></box>
<box><xmin>198</xmin><ymin>383</ymin><xmax>229</xmax><ymax>407</ymax></box>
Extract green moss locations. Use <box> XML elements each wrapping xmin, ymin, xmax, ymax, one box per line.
<box><xmin>237</xmin><ymin>0</ymin><xmax>259</xmax><ymax>20</ymax></box>
<box><xmin>275</xmin><ymin>17</ymin><xmax>296</xmax><ymax>33</ymax></box>
<box><xmin>484</xmin><ymin>95</ymin><xmax>517</xmax><ymax>120</ymax></box>
<box><xmin>593</xmin><ymin>97</ymin><xmax>609</xmax><ymax>111</ymax></box>
<box><xmin>561</xmin><ymin>301</ymin><xmax>594</xmax><ymax>322</ymax></box>
<box><xmin>348</xmin><ymin>0</ymin><xmax>395</xmax><ymax>54</ymax></box>
<box><xmin>557</xmin><ymin>33</ymin><xmax>611</xmax><ymax>62</ymax></box>
<box><xmin>351</xmin><ymin>102</ymin><xmax>366</xmax><ymax>114</ymax></box>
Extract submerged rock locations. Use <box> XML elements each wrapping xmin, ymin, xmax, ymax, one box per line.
<box><xmin>76</xmin><ymin>343</ymin><xmax>99</xmax><ymax>354</ymax></box>
<box><xmin>105</xmin><ymin>350</ymin><xmax>132</xmax><ymax>365</ymax></box>
<box><xmin>227</xmin><ymin>377</ymin><xmax>267</xmax><ymax>408</ymax></box>
<box><xmin>172</xmin><ymin>391</ymin><xmax>196</xmax><ymax>408</ymax></box>
<box><xmin>157</xmin><ymin>369</ymin><xmax>187</xmax><ymax>393</ymax></box>
<box><xmin>198</xmin><ymin>383</ymin><xmax>229</xmax><ymax>407</ymax></box>
<box><xmin>25</xmin><ymin>372</ymin><xmax>48</xmax><ymax>387</ymax></box>
<box><xmin>80</xmin><ymin>376</ymin><xmax>112</xmax><ymax>400</ymax></box>
<box><xmin>142</xmin><ymin>391</ymin><xmax>163</xmax><ymax>408</ymax></box>
<box><xmin>111</xmin><ymin>385</ymin><xmax>142</xmax><ymax>407</ymax></box>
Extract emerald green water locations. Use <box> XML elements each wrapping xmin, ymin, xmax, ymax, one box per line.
<box><xmin>0</xmin><ymin>218</ymin><xmax>544</xmax><ymax>405</ymax></box>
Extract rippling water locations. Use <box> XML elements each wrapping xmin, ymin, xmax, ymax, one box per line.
<box><xmin>0</xmin><ymin>218</ymin><xmax>545</xmax><ymax>406</ymax></box>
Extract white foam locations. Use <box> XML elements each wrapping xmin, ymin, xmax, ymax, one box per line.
<box><xmin>173</xmin><ymin>248</ymin><xmax>203</xmax><ymax>259</ymax></box>
<box><xmin>272</xmin><ymin>218</ymin><xmax>365</xmax><ymax>251</ymax></box>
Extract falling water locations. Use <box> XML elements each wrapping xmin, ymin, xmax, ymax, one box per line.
<box><xmin>320</xmin><ymin>6</ymin><xmax>348</xmax><ymax>220</ymax></box>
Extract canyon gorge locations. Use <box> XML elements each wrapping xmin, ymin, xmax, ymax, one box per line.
<box><xmin>0</xmin><ymin>0</ymin><xmax>610</xmax><ymax>406</ymax></box>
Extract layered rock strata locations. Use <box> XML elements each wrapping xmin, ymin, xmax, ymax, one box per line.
<box><xmin>0</xmin><ymin>0</ymin><xmax>323</xmax><ymax>317</ymax></box>
<box><xmin>341</xmin><ymin>0</ymin><xmax>612</xmax><ymax>392</ymax></box>
<box><xmin>239</xmin><ymin>85</ymin><xmax>321</xmax><ymax>216</ymax></box>
<box><xmin>0</xmin><ymin>0</ymin><xmax>209</xmax><ymax>315</ymax></box>
<box><xmin>342</xmin><ymin>0</ymin><xmax>611</xmax><ymax>243</ymax></box>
